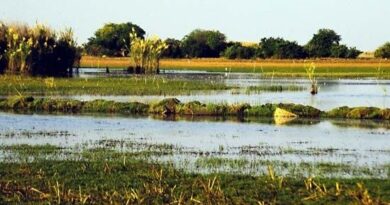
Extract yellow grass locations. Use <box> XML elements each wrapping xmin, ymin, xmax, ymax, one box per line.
<box><xmin>81</xmin><ymin>56</ymin><xmax>390</xmax><ymax>69</ymax></box>
<box><xmin>80</xmin><ymin>56</ymin><xmax>390</xmax><ymax>78</ymax></box>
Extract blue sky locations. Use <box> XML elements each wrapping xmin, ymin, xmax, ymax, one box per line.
<box><xmin>1</xmin><ymin>0</ymin><xmax>389</xmax><ymax>51</ymax></box>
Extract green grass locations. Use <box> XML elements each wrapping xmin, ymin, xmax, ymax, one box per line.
<box><xmin>0</xmin><ymin>145</ymin><xmax>388</xmax><ymax>204</ymax></box>
<box><xmin>2</xmin><ymin>96</ymin><xmax>390</xmax><ymax>120</ymax></box>
<box><xmin>0</xmin><ymin>75</ymin><xmax>231</xmax><ymax>96</ymax></box>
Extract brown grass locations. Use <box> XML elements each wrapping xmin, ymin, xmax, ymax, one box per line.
<box><xmin>81</xmin><ymin>56</ymin><xmax>390</xmax><ymax>70</ymax></box>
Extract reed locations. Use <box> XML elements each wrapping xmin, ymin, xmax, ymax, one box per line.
<box><xmin>129</xmin><ymin>29</ymin><xmax>167</xmax><ymax>74</ymax></box>
<box><xmin>0</xmin><ymin>22</ymin><xmax>78</xmax><ymax>76</ymax></box>
<box><xmin>305</xmin><ymin>61</ymin><xmax>318</xmax><ymax>94</ymax></box>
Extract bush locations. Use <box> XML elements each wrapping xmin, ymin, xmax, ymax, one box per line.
<box><xmin>181</xmin><ymin>29</ymin><xmax>227</xmax><ymax>58</ymax></box>
<box><xmin>0</xmin><ymin>22</ymin><xmax>78</xmax><ymax>77</ymax></box>
<box><xmin>374</xmin><ymin>42</ymin><xmax>390</xmax><ymax>58</ymax></box>
<box><xmin>223</xmin><ymin>43</ymin><xmax>256</xmax><ymax>59</ymax></box>
<box><xmin>331</xmin><ymin>45</ymin><xmax>362</xmax><ymax>59</ymax></box>
<box><xmin>161</xmin><ymin>38</ymin><xmax>183</xmax><ymax>58</ymax></box>
<box><xmin>258</xmin><ymin>37</ymin><xmax>307</xmax><ymax>59</ymax></box>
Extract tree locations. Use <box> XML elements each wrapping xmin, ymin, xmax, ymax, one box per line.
<box><xmin>374</xmin><ymin>42</ymin><xmax>390</xmax><ymax>58</ymax></box>
<box><xmin>181</xmin><ymin>29</ymin><xmax>227</xmax><ymax>58</ymax></box>
<box><xmin>305</xmin><ymin>29</ymin><xmax>341</xmax><ymax>57</ymax></box>
<box><xmin>331</xmin><ymin>44</ymin><xmax>362</xmax><ymax>59</ymax></box>
<box><xmin>346</xmin><ymin>47</ymin><xmax>362</xmax><ymax>59</ymax></box>
<box><xmin>223</xmin><ymin>42</ymin><xmax>256</xmax><ymax>59</ymax></box>
<box><xmin>84</xmin><ymin>22</ymin><xmax>145</xmax><ymax>57</ymax></box>
<box><xmin>331</xmin><ymin>44</ymin><xmax>349</xmax><ymax>58</ymax></box>
<box><xmin>161</xmin><ymin>38</ymin><xmax>183</xmax><ymax>58</ymax></box>
<box><xmin>257</xmin><ymin>37</ymin><xmax>306</xmax><ymax>59</ymax></box>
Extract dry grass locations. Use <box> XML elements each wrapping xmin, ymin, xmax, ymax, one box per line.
<box><xmin>80</xmin><ymin>56</ymin><xmax>390</xmax><ymax>78</ymax></box>
<box><xmin>81</xmin><ymin>56</ymin><xmax>390</xmax><ymax>69</ymax></box>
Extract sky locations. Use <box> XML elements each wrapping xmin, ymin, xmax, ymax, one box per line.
<box><xmin>0</xmin><ymin>0</ymin><xmax>389</xmax><ymax>51</ymax></box>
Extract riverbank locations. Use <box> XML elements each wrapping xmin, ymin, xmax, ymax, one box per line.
<box><xmin>1</xmin><ymin>96</ymin><xmax>389</xmax><ymax>121</ymax></box>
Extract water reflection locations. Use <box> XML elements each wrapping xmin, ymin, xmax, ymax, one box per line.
<box><xmin>0</xmin><ymin>112</ymin><xmax>389</xmax><ymax>168</ymax></box>
<box><xmin>67</xmin><ymin>68</ymin><xmax>390</xmax><ymax>110</ymax></box>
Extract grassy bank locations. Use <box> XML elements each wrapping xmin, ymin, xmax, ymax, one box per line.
<box><xmin>0</xmin><ymin>75</ymin><xmax>230</xmax><ymax>96</ymax></box>
<box><xmin>81</xmin><ymin>56</ymin><xmax>390</xmax><ymax>78</ymax></box>
<box><xmin>0</xmin><ymin>144</ymin><xmax>388</xmax><ymax>204</ymax></box>
<box><xmin>1</xmin><ymin>96</ymin><xmax>390</xmax><ymax>121</ymax></box>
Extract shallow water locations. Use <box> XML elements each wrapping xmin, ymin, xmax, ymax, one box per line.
<box><xmin>70</xmin><ymin>69</ymin><xmax>390</xmax><ymax>110</ymax></box>
<box><xmin>0</xmin><ymin>112</ymin><xmax>388</xmax><ymax>169</ymax></box>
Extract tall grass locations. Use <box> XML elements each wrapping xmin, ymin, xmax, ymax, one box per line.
<box><xmin>129</xmin><ymin>29</ymin><xmax>167</xmax><ymax>74</ymax></box>
<box><xmin>0</xmin><ymin>21</ymin><xmax>79</xmax><ymax>76</ymax></box>
<box><xmin>305</xmin><ymin>61</ymin><xmax>318</xmax><ymax>94</ymax></box>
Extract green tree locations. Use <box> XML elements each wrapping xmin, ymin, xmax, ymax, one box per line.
<box><xmin>84</xmin><ymin>22</ymin><xmax>145</xmax><ymax>57</ymax></box>
<box><xmin>161</xmin><ymin>38</ymin><xmax>183</xmax><ymax>58</ymax></box>
<box><xmin>223</xmin><ymin>42</ymin><xmax>256</xmax><ymax>59</ymax></box>
<box><xmin>346</xmin><ymin>47</ymin><xmax>362</xmax><ymax>59</ymax></box>
<box><xmin>258</xmin><ymin>37</ymin><xmax>306</xmax><ymax>59</ymax></box>
<box><xmin>181</xmin><ymin>29</ymin><xmax>227</xmax><ymax>58</ymax></box>
<box><xmin>330</xmin><ymin>45</ymin><xmax>361</xmax><ymax>59</ymax></box>
<box><xmin>305</xmin><ymin>29</ymin><xmax>341</xmax><ymax>57</ymax></box>
<box><xmin>374</xmin><ymin>42</ymin><xmax>390</xmax><ymax>58</ymax></box>
<box><xmin>331</xmin><ymin>44</ymin><xmax>349</xmax><ymax>58</ymax></box>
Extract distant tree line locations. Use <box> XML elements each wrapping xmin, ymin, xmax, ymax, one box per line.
<box><xmin>84</xmin><ymin>22</ymin><xmax>390</xmax><ymax>59</ymax></box>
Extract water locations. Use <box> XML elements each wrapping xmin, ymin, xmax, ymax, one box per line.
<box><xmin>1</xmin><ymin>69</ymin><xmax>389</xmax><ymax>177</ymax></box>
<box><xmin>69</xmin><ymin>69</ymin><xmax>390</xmax><ymax>110</ymax></box>
<box><xmin>0</xmin><ymin>112</ymin><xmax>389</xmax><ymax>169</ymax></box>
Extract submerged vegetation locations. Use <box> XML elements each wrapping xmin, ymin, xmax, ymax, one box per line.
<box><xmin>0</xmin><ymin>144</ymin><xmax>388</xmax><ymax>204</ymax></box>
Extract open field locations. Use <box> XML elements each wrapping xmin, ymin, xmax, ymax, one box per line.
<box><xmin>81</xmin><ymin>56</ymin><xmax>390</xmax><ymax>78</ymax></box>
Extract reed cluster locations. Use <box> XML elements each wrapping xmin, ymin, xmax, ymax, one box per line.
<box><xmin>0</xmin><ymin>22</ymin><xmax>78</xmax><ymax>76</ymax></box>
<box><xmin>129</xmin><ymin>29</ymin><xmax>167</xmax><ymax>74</ymax></box>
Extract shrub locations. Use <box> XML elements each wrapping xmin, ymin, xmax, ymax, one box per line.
<box><xmin>258</xmin><ymin>37</ymin><xmax>307</xmax><ymax>59</ymax></box>
<box><xmin>181</xmin><ymin>29</ymin><xmax>227</xmax><ymax>58</ymax></box>
<box><xmin>161</xmin><ymin>38</ymin><xmax>183</xmax><ymax>58</ymax></box>
<box><xmin>223</xmin><ymin>43</ymin><xmax>256</xmax><ymax>59</ymax></box>
<box><xmin>374</xmin><ymin>42</ymin><xmax>390</xmax><ymax>58</ymax></box>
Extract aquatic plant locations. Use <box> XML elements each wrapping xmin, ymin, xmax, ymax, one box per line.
<box><xmin>129</xmin><ymin>29</ymin><xmax>167</xmax><ymax>74</ymax></box>
<box><xmin>9</xmin><ymin>96</ymin><xmax>390</xmax><ymax>120</ymax></box>
<box><xmin>0</xmin><ymin>22</ymin><xmax>78</xmax><ymax>76</ymax></box>
<box><xmin>305</xmin><ymin>61</ymin><xmax>318</xmax><ymax>95</ymax></box>
<box><xmin>0</xmin><ymin>145</ymin><xmax>388</xmax><ymax>204</ymax></box>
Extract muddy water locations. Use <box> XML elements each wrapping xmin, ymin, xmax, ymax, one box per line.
<box><xmin>69</xmin><ymin>69</ymin><xmax>390</xmax><ymax>110</ymax></box>
<box><xmin>0</xmin><ymin>112</ymin><xmax>389</xmax><ymax>169</ymax></box>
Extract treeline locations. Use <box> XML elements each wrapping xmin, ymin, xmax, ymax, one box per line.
<box><xmin>83</xmin><ymin>22</ymin><xmax>390</xmax><ymax>59</ymax></box>
<box><xmin>0</xmin><ymin>22</ymin><xmax>79</xmax><ymax>76</ymax></box>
